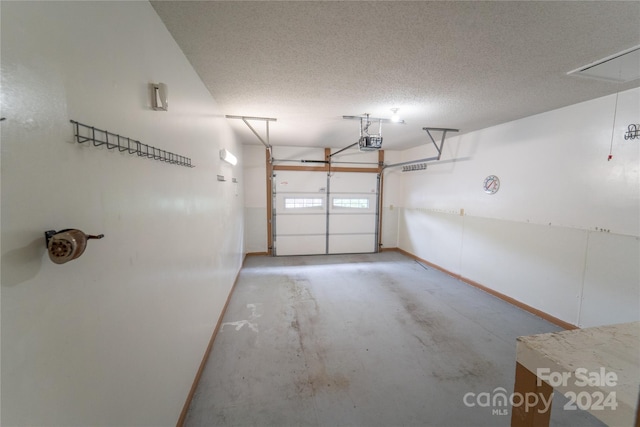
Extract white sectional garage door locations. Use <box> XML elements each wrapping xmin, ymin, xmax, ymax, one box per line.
<box><xmin>273</xmin><ymin>170</ymin><xmax>379</xmax><ymax>256</ymax></box>
<box><xmin>327</xmin><ymin>172</ymin><xmax>378</xmax><ymax>254</ymax></box>
<box><xmin>273</xmin><ymin>171</ymin><xmax>328</xmax><ymax>256</ymax></box>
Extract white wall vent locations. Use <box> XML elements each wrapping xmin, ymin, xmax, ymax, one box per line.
<box><xmin>567</xmin><ymin>45</ymin><xmax>640</xmax><ymax>83</ymax></box>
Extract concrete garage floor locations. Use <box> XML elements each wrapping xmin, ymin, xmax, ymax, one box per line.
<box><xmin>184</xmin><ymin>252</ymin><xmax>604</xmax><ymax>427</ymax></box>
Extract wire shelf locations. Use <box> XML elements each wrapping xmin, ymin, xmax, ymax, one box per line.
<box><xmin>70</xmin><ymin>120</ymin><xmax>195</xmax><ymax>168</ymax></box>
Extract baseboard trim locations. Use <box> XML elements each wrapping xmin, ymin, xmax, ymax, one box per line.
<box><xmin>392</xmin><ymin>248</ymin><xmax>578</xmax><ymax>330</ymax></box>
<box><xmin>245</xmin><ymin>251</ymin><xmax>268</xmax><ymax>257</ymax></box>
<box><xmin>176</xmin><ymin>259</ymin><xmax>244</xmax><ymax>427</ymax></box>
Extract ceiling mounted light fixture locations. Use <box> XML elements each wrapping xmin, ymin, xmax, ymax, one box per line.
<box><xmin>391</xmin><ymin>108</ymin><xmax>401</xmax><ymax>123</ymax></box>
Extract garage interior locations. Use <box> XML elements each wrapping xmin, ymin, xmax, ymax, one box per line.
<box><xmin>184</xmin><ymin>252</ymin><xmax>605</xmax><ymax>427</ymax></box>
<box><xmin>1</xmin><ymin>2</ymin><xmax>639</xmax><ymax>427</ymax></box>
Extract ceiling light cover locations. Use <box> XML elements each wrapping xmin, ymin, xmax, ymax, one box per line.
<box><xmin>220</xmin><ymin>149</ymin><xmax>237</xmax><ymax>166</ymax></box>
<box><xmin>391</xmin><ymin>108</ymin><xmax>400</xmax><ymax>123</ymax></box>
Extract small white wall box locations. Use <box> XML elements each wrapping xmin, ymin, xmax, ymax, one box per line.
<box><xmin>151</xmin><ymin>83</ymin><xmax>168</xmax><ymax>111</ymax></box>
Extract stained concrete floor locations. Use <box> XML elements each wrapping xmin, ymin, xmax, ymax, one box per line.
<box><xmin>184</xmin><ymin>252</ymin><xmax>605</xmax><ymax>427</ymax></box>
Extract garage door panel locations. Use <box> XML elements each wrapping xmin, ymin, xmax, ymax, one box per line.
<box><xmin>329</xmin><ymin>214</ymin><xmax>376</xmax><ymax>234</ymax></box>
<box><xmin>273</xmin><ymin>171</ymin><xmax>327</xmax><ymax>256</ymax></box>
<box><xmin>274</xmin><ymin>171</ymin><xmax>327</xmax><ymax>193</ymax></box>
<box><xmin>276</xmin><ymin>214</ymin><xmax>326</xmax><ymax>235</ymax></box>
<box><xmin>330</xmin><ymin>172</ymin><xmax>378</xmax><ymax>193</ymax></box>
<box><xmin>329</xmin><ymin>234</ymin><xmax>376</xmax><ymax>254</ymax></box>
<box><xmin>277</xmin><ymin>236</ymin><xmax>327</xmax><ymax>256</ymax></box>
<box><xmin>327</xmin><ymin>172</ymin><xmax>378</xmax><ymax>254</ymax></box>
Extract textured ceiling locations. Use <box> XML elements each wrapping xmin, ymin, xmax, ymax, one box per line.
<box><xmin>151</xmin><ymin>1</ymin><xmax>640</xmax><ymax>150</ymax></box>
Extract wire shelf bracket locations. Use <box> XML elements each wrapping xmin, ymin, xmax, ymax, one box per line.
<box><xmin>70</xmin><ymin>120</ymin><xmax>194</xmax><ymax>168</ymax></box>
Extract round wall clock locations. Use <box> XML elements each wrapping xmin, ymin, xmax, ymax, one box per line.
<box><xmin>483</xmin><ymin>175</ymin><xmax>500</xmax><ymax>194</ymax></box>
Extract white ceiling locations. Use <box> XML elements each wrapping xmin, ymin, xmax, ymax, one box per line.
<box><xmin>151</xmin><ymin>1</ymin><xmax>640</xmax><ymax>150</ymax></box>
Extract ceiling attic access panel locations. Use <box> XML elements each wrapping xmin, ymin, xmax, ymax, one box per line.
<box><xmin>567</xmin><ymin>45</ymin><xmax>640</xmax><ymax>83</ymax></box>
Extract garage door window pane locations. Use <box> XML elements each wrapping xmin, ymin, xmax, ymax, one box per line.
<box><xmin>332</xmin><ymin>198</ymin><xmax>369</xmax><ymax>209</ymax></box>
<box><xmin>285</xmin><ymin>198</ymin><xmax>324</xmax><ymax>209</ymax></box>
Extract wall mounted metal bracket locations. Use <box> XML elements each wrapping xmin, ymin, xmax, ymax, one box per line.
<box><xmin>422</xmin><ymin>127</ymin><xmax>459</xmax><ymax>161</ymax></box>
<box><xmin>225</xmin><ymin>115</ymin><xmax>276</xmax><ymax>161</ymax></box>
<box><xmin>383</xmin><ymin>127</ymin><xmax>460</xmax><ymax>170</ymax></box>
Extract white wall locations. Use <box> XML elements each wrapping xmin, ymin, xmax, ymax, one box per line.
<box><xmin>381</xmin><ymin>150</ymin><xmax>402</xmax><ymax>249</ymax></box>
<box><xmin>398</xmin><ymin>88</ymin><xmax>640</xmax><ymax>328</ymax></box>
<box><xmin>243</xmin><ymin>144</ymin><xmax>268</xmax><ymax>253</ymax></box>
<box><xmin>1</xmin><ymin>2</ymin><xmax>243</xmax><ymax>426</ymax></box>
